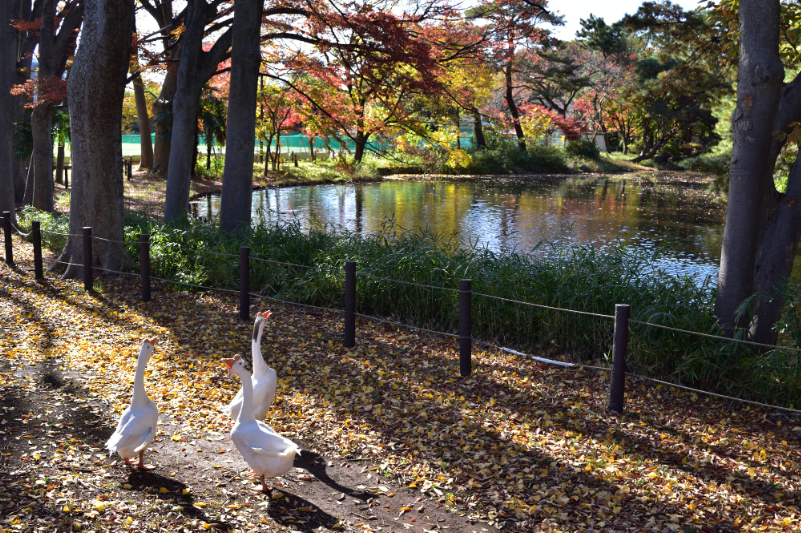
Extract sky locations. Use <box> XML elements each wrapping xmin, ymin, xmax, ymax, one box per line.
<box><xmin>547</xmin><ymin>0</ymin><xmax>702</xmax><ymax>40</ymax></box>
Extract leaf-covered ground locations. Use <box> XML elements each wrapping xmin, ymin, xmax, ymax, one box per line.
<box><xmin>2</xmin><ymin>234</ymin><xmax>801</xmax><ymax>533</ymax></box>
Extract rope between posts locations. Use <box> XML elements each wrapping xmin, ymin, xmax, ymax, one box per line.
<box><xmin>473</xmin><ymin>292</ymin><xmax>616</xmax><ymax>320</ymax></box>
<box><xmin>92</xmin><ymin>236</ymin><xmax>140</xmax><ymax>245</ymax></box>
<box><xmin>250</xmin><ymin>255</ymin><xmax>340</xmax><ymax>273</ymax></box>
<box><xmin>356</xmin><ymin>271</ymin><xmax>459</xmax><ymax>292</ymax></box>
<box><xmin>52</xmin><ymin>260</ymin><xmax>84</xmax><ymax>268</ymax></box>
<box><xmin>41</xmin><ymin>230</ymin><xmax>83</xmax><ymax>238</ymax></box>
<box><xmin>471</xmin><ymin>338</ymin><xmax>801</xmax><ymax>414</ymax></box>
<box><xmin>249</xmin><ymin>292</ymin><xmax>344</xmax><ymax>313</ymax></box>
<box><xmin>629</xmin><ymin>319</ymin><xmax>801</xmax><ymax>354</ymax></box>
<box><xmin>149</xmin><ymin>276</ymin><xmax>240</xmax><ymax>295</ymax></box>
<box><xmin>169</xmin><ymin>245</ymin><xmax>241</xmax><ymax>259</ymax></box>
<box><xmin>354</xmin><ymin>312</ymin><xmax>459</xmax><ymax>338</ymax></box>
<box><xmin>91</xmin><ymin>266</ymin><xmax>140</xmax><ymax>278</ymax></box>
<box><xmin>7</xmin><ymin>220</ymin><xmax>32</xmax><ymax>238</ymax></box>
<box><xmin>625</xmin><ymin>372</ymin><xmax>801</xmax><ymax>415</ymax></box>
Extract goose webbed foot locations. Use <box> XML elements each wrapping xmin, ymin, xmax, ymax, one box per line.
<box><xmin>136</xmin><ymin>450</ymin><xmax>156</xmax><ymax>470</ymax></box>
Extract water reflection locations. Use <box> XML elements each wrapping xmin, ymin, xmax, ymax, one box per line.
<box><xmin>190</xmin><ymin>176</ymin><xmax>728</xmax><ymax>281</ymax></box>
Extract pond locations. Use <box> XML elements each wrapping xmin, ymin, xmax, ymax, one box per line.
<box><xmin>190</xmin><ymin>174</ymin><xmax>727</xmax><ymax>283</ymax></box>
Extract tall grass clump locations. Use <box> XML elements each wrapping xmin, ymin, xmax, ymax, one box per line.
<box><xmin>17</xmin><ymin>207</ymin><xmax>801</xmax><ymax>407</ymax></box>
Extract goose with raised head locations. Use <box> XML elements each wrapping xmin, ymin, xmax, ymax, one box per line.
<box><xmin>224</xmin><ymin>354</ymin><xmax>300</xmax><ymax>493</ymax></box>
<box><xmin>106</xmin><ymin>337</ymin><xmax>160</xmax><ymax>470</ymax></box>
<box><xmin>222</xmin><ymin>311</ymin><xmax>277</xmax><ymax>422</ymax></box>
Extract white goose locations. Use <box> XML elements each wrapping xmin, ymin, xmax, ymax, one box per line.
<box><xmin>222</xmin><ymin>311</ymin><xmax>277</xmax><ymax>422</ymax></box>
<box><xmin>224</xmin><ymin>354</ymin><xmax>300</xmax><ymax>492</ymax></box>
<box><xmin>106</xmin><ymin>337</ymin><xmax>160</xmax><ymax>470</ymax></box>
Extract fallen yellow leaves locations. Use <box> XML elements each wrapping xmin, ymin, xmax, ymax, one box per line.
<box><xmin>3</xmin><ymin>237</ymin><xmax>801</xmax><ymax>533</ymax></box>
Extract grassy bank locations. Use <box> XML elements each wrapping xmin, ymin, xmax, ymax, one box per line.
<box><xmin>19</xmin><ymin>207</ymin><xmax>801</xmax><ymax>408</ymax></box>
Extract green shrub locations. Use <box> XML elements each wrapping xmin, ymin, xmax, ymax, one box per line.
<box><xmin>565</xmin><ymin>139</ymin><xmax>600</xmax><ymax>160</ymax></box>
<box><xmin>463</xmin><ymin>140</ymin><xmax>570</xmax><ymax>174</ymax></box>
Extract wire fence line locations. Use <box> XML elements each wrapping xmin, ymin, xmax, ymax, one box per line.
<box><xmin>629</xmin><ymin>319</ymin><xmax>801</xmax><ymax>354</ymax></box>
<box><xmin>249</xmin><ymin>292</ymin><xmax>344</xmax><ymax>314</ymax></box>
<box><xmin>473</xmin><ymin>291</ymin><xmax>616</xmax><ymax>320</ymax></box>
<box><xmin>7</xmin><ymin>220</ymin><xmax>32</xmax><ymax>238</ymax></box>
<box><xmin>470</xmin><ymin>337</ymin><xmax>801</xmax><ymax>415</ymax></box>
<box><xmin>624</xmin><ymin>372</ymin><xmax>801</xmax><ymax>416</ymax></box>
<box><xmin>250</xmin><ymin>255</ymin><xmax>341</xmax><ymax>273</ymax></box>
<box><xmin>168</xmin><ymin>245</ymin><xmax>241</xmax><ymax>259</ymax></box>
<box><xmin>52</xmin><ymin>260</ymin><xmax>83</xmax><ymax>269</ymax></box>
<box><xmin>356</xmin><ymin>271</ymin><xmax>460</xmax><ymax>292</ymax></box>
<box><xmin>354</xmin><ymin>312</ymin><xmax>459</xmax><ymax>338</ymax></box>
<box><xmin>41</xmin><ymin>229</ymin><xmax>82</xmax><ymax>238</ymax></box>
<box><xmin>149</xmin><ymin>276</ymin><xmax>241</xmax><ymax>295</ymax></box>
<box><xmin>92</xmin><ymin>236</ymin><xmax>140</xmax><ymax>245</ymax></box>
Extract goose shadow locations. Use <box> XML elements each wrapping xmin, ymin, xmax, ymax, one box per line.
<box><xmin>262</xmin><ymin>489</ymin><xmax>342</xmax><ymax>532</ymax></box>
<box><xmin>293</xmin><ymin>448</ymin><xmax>372</xmax><ymax>501</ymax></box>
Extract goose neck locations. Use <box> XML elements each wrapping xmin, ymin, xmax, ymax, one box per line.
<box><xmin>237</xmin><ymin>370</ymin><xmax>257</xmax><ymax>424</ymax></box>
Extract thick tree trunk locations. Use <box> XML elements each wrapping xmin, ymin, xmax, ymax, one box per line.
<box><xmin>472</xmin><ymin>107</ymin><xmax>486</xmax><ymax>149</ymax></box>
<box><xmin>219</xmin><ymin>0</ymin><xmax>262</xmax><ymax>232</ymax></box>
<box><xmin>164</xmin><ymin>1</ymin><xmax>209</xmax><ymax>220</ymax></box>
<box><xmin>56</xmin><ymin>142</ymin><xmax>65</xmax><ymax>184</ymax></box>
<box><xmin>151</xmin><ymin>67</ymin><xmax>178</xmax><ymax>172</ymax></box>
<box><xmin>133</xmin><ymin>73</ymin><xmax>154</xmax><ymax>169</ymax></box>
<box><xmin>715</xmin><ymin>0</ymin><xmax>784</xmax><ymax>331</ymax></box>
<box><xmin>308</xmin><ymin>136</ymin><xmax>316</xmax><ymax>161</ymax></box>
<box><xmin>28</xmin><ymin>0</ymin><xmax>56</xmax><ymax>212</ymax></box>
<box><xmin>0</xmin><ymin>0</ymin><xmax>19</xmax><ymax>220</ymax></box>
<box><xmin>28</xmin><ymin>102</ymin><xmax>55</xmax><ymax>211</ymax></box>
<box><xmin>56</xmin><ymin>0</ymin><xmax>134</xmax><ymax>279</ymax></box>
<box><xmin>504</xmin><ymin>63</ymin><xmax>525</xmax><ymax>151</ymax></box>
<box><xmin>164</xmin><ymin>2</ymin><xmax>231</xmax><ymax>221</ymax></box>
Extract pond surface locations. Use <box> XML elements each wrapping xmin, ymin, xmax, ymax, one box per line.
<box><xmin>190</xmin><ymin>175</ymin><xmax>727</xmax><ymax>282</ymax></box>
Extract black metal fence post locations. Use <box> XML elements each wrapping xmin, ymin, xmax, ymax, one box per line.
<box><xmin>344</xmin><ymin>261</ymin><xmax>356</xmax><ymax>348</ymax></box>
<box><xmin>459</xmin><ymin>279</ymin><xmax>472</xmax><ymax>377</ymax></box>
<box><xmin>32</xmin><ymin>221</ymin><xmax>43</xmax><ymax>280</ymax></box>
<box><xmin>609</xmin><ymin>303</ymin><xmax>630</xmax><ymax>413</ymax></box>
<box><xmin>128</xmin><ymin>157</ymin><xmax>133</xmax><ymax>180</ymax></box>
<box><xmin>239</xmin><ymin>247</ymin><xmax>250</xmax><ymax>321</ymax></box>
<box><xmin>2</xmin><ymin>211</ymin><xmax>12</xmax><ymax>266</ymax></box>
<box><xmin>140</xmin><ymin>233</ymin><xmax>151</xmax><ymax>302</ymax></box>
<box><xmin>83</xmin><ymin>227</ymin><xmax>92</xmax><ymax>291</ymax></box>
<box><xmin>64</xmin><ymin>166</ymin><xmax>69</xmax><ymax>188</ymax></box>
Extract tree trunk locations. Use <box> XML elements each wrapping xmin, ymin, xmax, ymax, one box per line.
<box><xmin>164</xmin><ymin>1</ymin><xmax>209</xmax><ymax>220</ymax></box>
<box><xmin>219</xmin><ymin>0</ymin><xmax>261</xmax><ymax>232</ymax></box>
<box><xmin>56</xmin><ymin>142</ymin><xmax>65</xmax><ymax>184</ymax></box>
<box><xmin>0</xmin><ymin>0</ymin><xmax>19</xmax><ymax>220</ymax></box>
<box><xmin>164</xmin><ymin>1</ymin><xmax>232</xmax><ymax>221</ymax></box>
<box><xmin>714</xmin><ymin>0</ymin><xmax>785</xmax><ymax>331</ymax></box>
<box><xmin>472</xmin><ymin>107</ymin><xmax>486</xmax><ymax>149</ymax></box>
<box><xmin>133</xmin><ymin>73</ymin><xmax>154</xmax><ymax>169</ymax></box>
<box><xmin>264</xmin><ymin>134</ymin><xmax>273</xmax><ymax>175</ymax></box>
<box><xmin>56</xmin><ymin>0</ymin><xmax>135</xmax><ymax>279</ymax></box>
<box><xmin>28</xmin><ymin>102</ymin><xmax>55</xmax><ymax>211</ymax></box>
<box><xmin>750</xmin><ymin>160</ymin><xmax>801</xmax><ymax>345</ymax></box>
<box><xmin>504</xmin><ymin>62</ymin><xmax>525</xmax><ymax>151</ymax></box>
<box><xmin>354</xmin><ymin>129</ymin><xmax>368</xmax><ymax>163</ymax></box>
<box><xmin>151</xmin><ymin>66</ymin><xmax>178</xmax><ymax>172</ymax></box>
<box><xmin>191</xmin><ymin>121</ymin><xmax>199</xmax><ymax>177</ymax></box>
<box><xmin>27</xmin><ymin>0</ymin><xmax>56</xmax><ymax>212</ymax></box>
